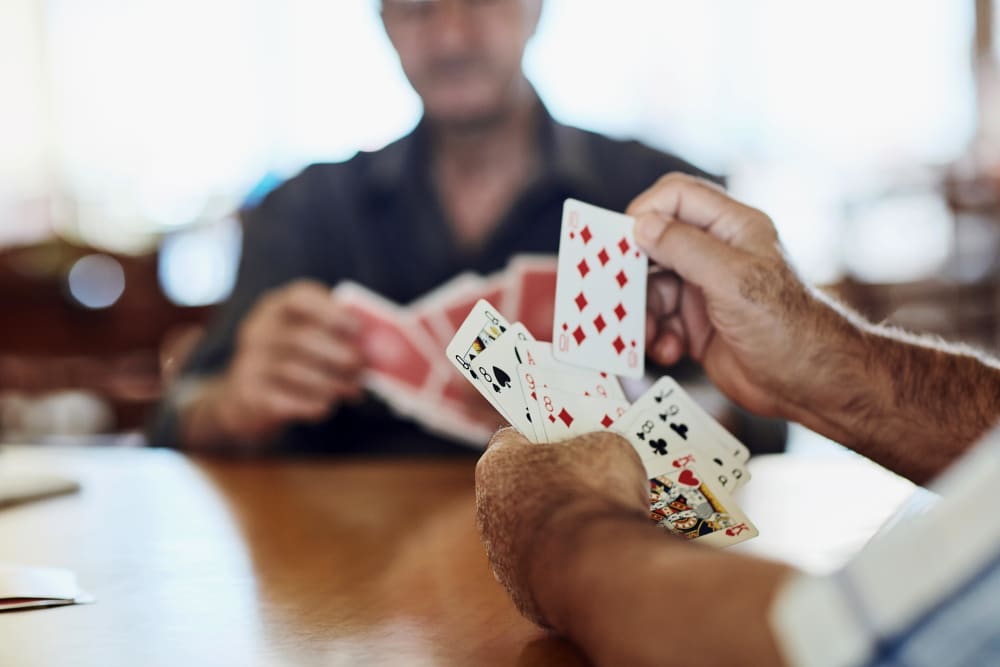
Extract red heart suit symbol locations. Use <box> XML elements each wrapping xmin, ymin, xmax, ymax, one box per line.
<box><xmin>678</xmin><ymin>469</ymin><xmax>700</xmax><ymax>487</ymax></box>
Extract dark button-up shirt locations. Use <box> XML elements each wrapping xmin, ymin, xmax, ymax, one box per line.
<box><xmin>150</xmin><ymin>106</ymin><xmax>728</xmax><ymax>455</ymax></box>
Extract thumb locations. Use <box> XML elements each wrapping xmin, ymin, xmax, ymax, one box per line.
<box><xmin>634</xmin><ymin>212</ymin><xmax>743</xmax><ymax>295</ymax></box>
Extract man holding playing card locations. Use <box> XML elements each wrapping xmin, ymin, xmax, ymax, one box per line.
<box><xmin>150</xmin><ymin>0</ymin><xmax>757</xmax><ymax>454</ymax></box>
<box><xmin>476</xmin><ymin>173</ymin><xmax>1000</xmax><ymax>666</ymax></box>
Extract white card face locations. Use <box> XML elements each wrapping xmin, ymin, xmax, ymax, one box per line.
<box><xmin>517</xmin><ymin>340</ymin><xmax>556</xmax><ymax>368</ymax></box>
<box><xmin>700</xmin><ymin>411</ymin><xmax>752</xmax><ymax>464</ymax></box>
<box><xmin>614</xmin><ymin>377</ymin><xmax>749</xmax><ymax>490</ymax></box>
<box><xmin>515</xmin><ymin>364</ymin><xmax>548</xmax><ymax>443</ymax></box>
<box><xmin>644</xmin><ymin>452</ymin><xmax>758</xmax><ymax>548</ymax></box>
<box><xmin>651</xmin><ymin>379</ymin><xmax>752</xmax><ymax>476</ymax></box>
<box><xmin>552</xmin><ymin>199</ymin><xmax>648</xmax><ymax>378</ymax></box>
<box><xmin>528</xmin><ymin>380</ymin><xmax>630</xmax><ymax>442</ymax></box>
<box><xmin>445</xmin><ymin>299</ymin><xmax>513</xmax><ymax>422</ymax></box>
<box><xmin>522</xmin><ymin>341</ymin><xmax>628</xmax><ymax>403</ymax></box>
<box><xmin>467</xmin><ymin>322</ymin><xmax>538</xmax><ymax>439</ymax></box>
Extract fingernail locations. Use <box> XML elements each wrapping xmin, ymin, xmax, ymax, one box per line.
<box><xmin>636</xmin><ymin>215</ymin><xmax>667</xmax><ymax>244</ymax></box>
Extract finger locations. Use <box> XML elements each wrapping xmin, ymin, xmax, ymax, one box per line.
<box><xmin>678</xmin><ymin>282</ymin><xmax>715</xmax><ymax>361</ymax></box>
<box><xmin>633</xmin><ymin>213</ymin><xmax>743</xmax><ymax>294</ymax></box>
<box><xmin>627</xmin><ymin>172</ymin><xmax>771</xmax><ymax>246</ymax></box>
<box><xmin>554</xmin><ymin>432</ymin><xmax>648</xmax><ymax>508</ymax></box>
<box><xmin>646</xmin><ymin>271</ymin><xmax>682</xmax><ymax>320</ymax></box>
<box><xmin>485</xmin><ymin>426</ymin><xmax>530</xmax><ymax>452</ymax></box>
<box><xmin>264</xmin><ymin>389</ymin><xmax>333</xmax><ymax>423</ymax></box>
<box><xmin>270</xmin><ymin>359</ymin><xmax>360</xmax><ymax>404</ymax></box>
<box><xmin>278</xmin><ymin>281</ymin><xmax>361</xmax><ymax>336</ymax></box>
<box><xmin>277</xmin><ymin>327</ymin><xmax>365</xmax><ymax>378</ymax></box>
<box><xmin>648</xmin><ymin>330</ymin><xmax>685</xmax><ymax>366</ymax></box>
<box><xmin>647</xmin><ymin>309</ymin><xmax>688</xmax><ymax>365</ymax></box>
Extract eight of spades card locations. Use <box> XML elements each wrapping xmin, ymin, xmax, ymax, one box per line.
<box><xmin>463</xmin><ymin>322</ymin><xmax>539</xmax><ymax>439</ymax></box>
<box><xmin>445</xmin><ymin>299</ymin><xmax>512</xmax><ymax>422</ymax></box>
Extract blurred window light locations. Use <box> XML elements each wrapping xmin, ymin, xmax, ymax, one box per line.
<box><xmin>43</xmin><ymin>0</ymin><xmax>417</xmax><ymax>232</ymax></box>
<box><xmin>67</xmin><ymin>254</ymin><xmax>126</xmax><ymax>309</ymax></box>
<box><xmin>157</xmin><ymin>217</ymin><xmax>242</xmax><ymax>306</ymax></box>
<box><xmin>526</xmin><ymin>0</ymin><xmax>975</xmax><ymax>173</ymax></box>
<box><xmin>994</xmin><ymin>0</ymin><xmax>1000</xmax><ymax>61</ymax></box>
<box><xmin>0</xmin><ymin>0</ymin><xmax>50</xmax><ymax>197</ymax></box>
<box><xmin>841</xmin><ymin>192</ymin><xmax>954</xmax><ymax>284</ymax></box>
<box><xmin>0</xmin><ymin>0</ymin><xmax>978</xmax><ymax>284</ymax></box>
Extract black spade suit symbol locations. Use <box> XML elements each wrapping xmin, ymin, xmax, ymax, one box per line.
<box><xmin>492</xmin><ymin>366</ymin><xmax>512</xmax><ymax>394</ymax></box>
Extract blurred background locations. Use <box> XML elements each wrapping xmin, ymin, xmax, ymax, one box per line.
<box><xmin>1</xmin><ymin>0</ymin><xmax>998</xmax><ymax>443</ymax></box>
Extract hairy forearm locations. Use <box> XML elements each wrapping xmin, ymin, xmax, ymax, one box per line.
<box><xmin>530</xmin><ymin>506</ymin><xmax>792</xmax><ymax>667</ymax></box>
<box><xmin>785</xmin><ymin>293</ymin><xmax>1000</xmax><ymax>484</ymax></box>
<box><xmin>855</xmin><ymin>326</ymin><xmax>1000</xmax><ymax>482</ymax></box>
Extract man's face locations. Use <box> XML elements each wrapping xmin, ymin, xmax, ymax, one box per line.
<box><xmin>381</xmin><ymin>0</ymin><xmax>542</xmax><ymax>127</ymax></box>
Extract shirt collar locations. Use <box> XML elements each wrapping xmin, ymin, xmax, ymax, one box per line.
<box><xmin>365</xmin><ymin>98</ymin><xmax>601</xmax><ymax>198</ymax></box>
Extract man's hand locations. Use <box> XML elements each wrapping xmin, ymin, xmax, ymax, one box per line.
<box><xmin>187</xmin><ymin>280</ymin><xmax>365</xmax><ymax>448</ymax></box>
<box><xmin>630</xmin><ymin>173</ymin><xmax>1000</xmax><ymax>482</ymax></box>
<box><xmin>629</xmin><ymin>173</ymin><xmax>863</xmax><ymax>426</ymax></box>
<box><xmin>475</xmin><ymin>428</ymin><xmax>647</xmax><ymax>626</ymax></box>
<box><xmin>476</xmin><ymin>428</ymin><xmax>793</xmax><ymax>667</ymax></box>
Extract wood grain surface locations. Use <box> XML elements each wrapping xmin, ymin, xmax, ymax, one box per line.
<box><xmin>0</xmin><ymin>446</ymin><xmax>584</xmax><ymax>667</ymax></box>
<box><xmin>0</xmin><ymin>444</ymin><xmax>915</xmax><ymax>666</ymax></box>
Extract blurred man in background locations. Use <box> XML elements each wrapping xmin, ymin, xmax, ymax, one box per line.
<box><xmin>476</xmin><ymin>174</ymin><xmax>1000</xmax><ymax>666</ymax></box>
<box><xmin>151</xmin><ymin>0</ymin><xmax>773</xmax><ymax>454</ymax></box>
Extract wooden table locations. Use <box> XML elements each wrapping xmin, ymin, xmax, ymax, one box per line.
<box><xmin>0</xmin><ymin>445</ymin><xmax>916</xmax><ymax>667</ymax></box>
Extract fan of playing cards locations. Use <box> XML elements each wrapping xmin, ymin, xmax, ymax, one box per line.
<box><xmin>446</xmin><ymin>199</ymin><xmax>759</xmax><ymax>548</ymax></box>
<box><xmin>332</xmin><ymin>254</ymin><xmax>558</xmax><ymax>447</ymax></box>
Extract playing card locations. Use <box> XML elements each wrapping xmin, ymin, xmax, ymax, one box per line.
<box><xmin>646</xmin><ymin>454</ymin><xmax>758</xmax><ymax>547</ymax></box>
<box><xmin>414</xmin><ymin>273</ymin><xmax>487</xmax><ymax>345</ymax></box>
<box><xmin>654</xmin><ymin>380</ymin><xmax>752</xmax><ymax>470</ymax></box>
<box><xmin>0</xmin><ymin>563</ymin><xmax>95</xmax><ymax>611</ymax></box>
<box><xmin>506</xmin><ymin>255</ymin><xmax>558</xmax><ymax>341</ymax></box>
<box><xmin>514</xmin><ymin>364</ymin><xmax>548</xmax><ymax>443</ymax></box>
<box><xmin>414</xmin><ymin>309</ymin><xmax>451</xmax><ymax>352</ymax></box>
<box><xmin>517</xmin><ymin>353</ymin><xmax>627</xmax><ymax>403</ymax></box>
<box><xmin>700</xmin><ymin>410</ymin><xmax>752</xmax><ymax>464</ymax></box>
<box><xmin>445</xmin><ymin>299</ymin><xmax>512</xmax><ymax>421</ymax></box>
<box><xmin>464</xmin><ymin>322</ymin><xmax>537</xmax><ymax>437</ymax></box>
<box><xmin>552</xmin><ymin>199</ymin><xmax>648</xmax><ymax>378</ymax></box>
<box><xmin>526</xmin><ymin>379</ymin><xmax>630</xmax><ymax>442</ymax></box>
<box><xmin>335</xmin><ymin>282</ymin><xmax>441</xmax><ymax>414</ymax></box>
<box><xmin>410</xmin><ymin>393</ymin><xmax>499</xmax><ymax>448</ymax></box>
<box><xmin>513</xmin><ymin>343</ymin><xmax>628</xmax><ymax>443</ymax></box>
<box><xmin>614</xmin><ymin>377</ymin><xmax>750</xmax><ymax>490</ymax></box>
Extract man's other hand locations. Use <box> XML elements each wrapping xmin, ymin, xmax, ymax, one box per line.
<box><xmin>475</xmin><ymin>428</ymin><xmax>647</xmax><ymax>626</ymax></box>
<box><xmin>212</xmin><ymin>280</ymin><xmax>365</xmax><ymax>444</ymax></box>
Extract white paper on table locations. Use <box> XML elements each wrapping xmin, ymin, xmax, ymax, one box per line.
<box><xmin>0</xmin><ymin>562</ymin><xmax>93</xmax><ymax>611</ymax></box>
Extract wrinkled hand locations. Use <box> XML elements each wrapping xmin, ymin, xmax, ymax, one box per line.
<box><xmin>475</xmin><ymin>428</ymin><xmax>647</xmax><ymax>626</ymax></box>
<box><xmin>214</xmin><ymin>280</ymin><xmax>365</xmax><ymax>443</ymax></box>
<box><xmin>630</xmin><ymin>173</ymin><xmax>860</xmax><ymax>422</ymax></box>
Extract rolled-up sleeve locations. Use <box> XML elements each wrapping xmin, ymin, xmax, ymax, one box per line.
<box><xmin>770</xmin><ymin>428</ymin><xmax>1000</xmax><ymax>666</ymax></box>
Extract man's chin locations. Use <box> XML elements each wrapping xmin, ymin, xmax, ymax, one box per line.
<box><xmin>422</xmin><ymin>93</ymin><xmax>514</xmax><ymax>132</ymax></box>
